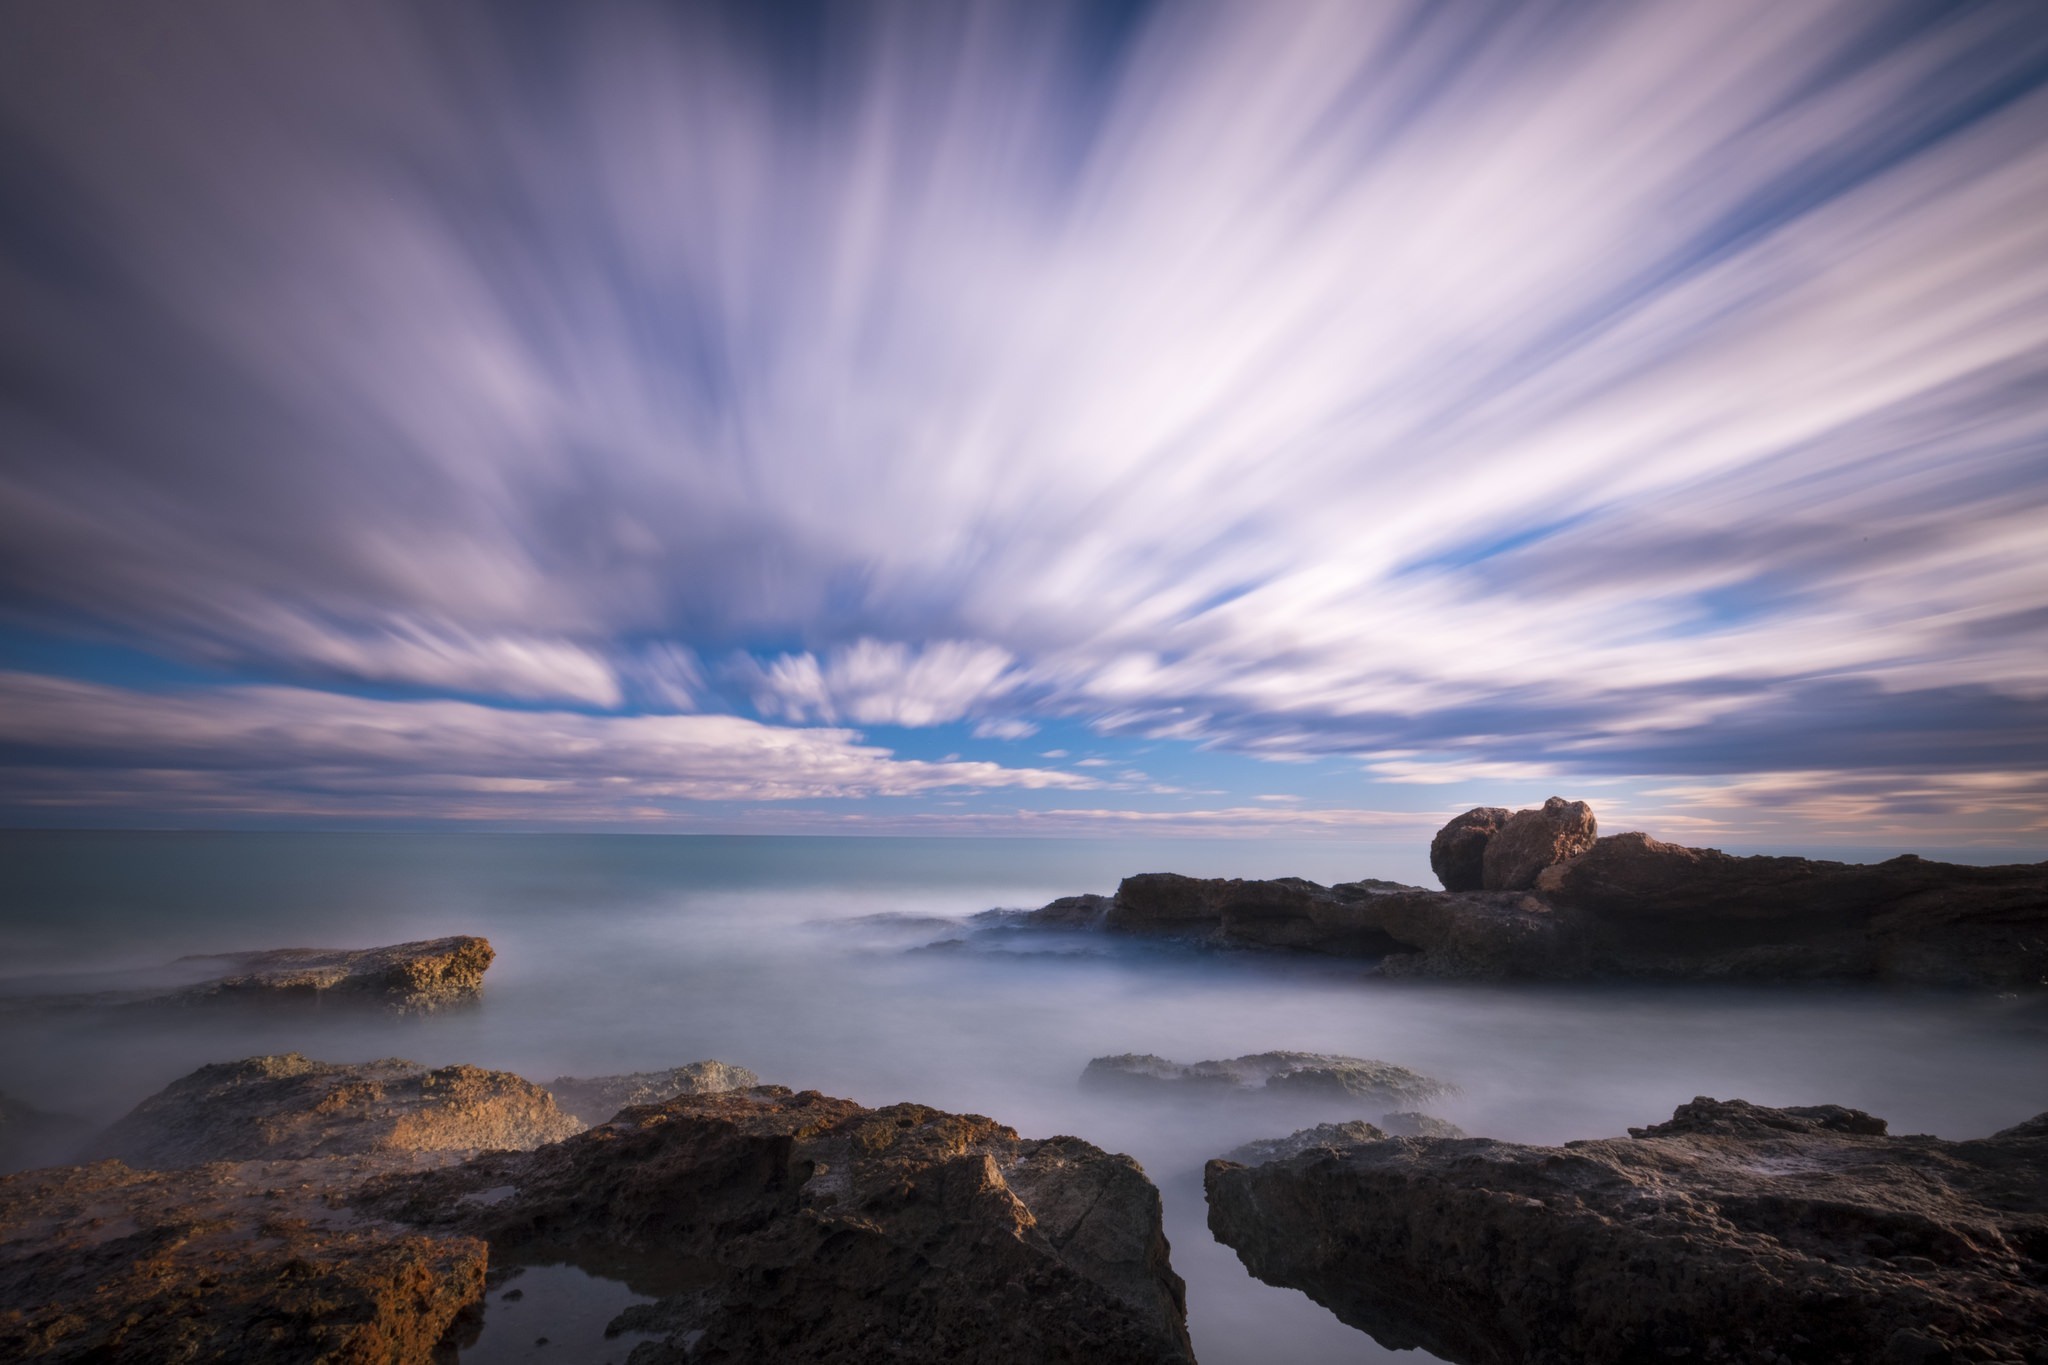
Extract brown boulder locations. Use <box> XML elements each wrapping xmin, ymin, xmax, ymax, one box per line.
<box><xmin>361</xmin><ymin>1085</ymin><xmax>1197</xmax><ymax>1363</ymax></box>
<box><xmin>90</xmin><ymin>1054</ymin><xmax>582</xmax><ymax>1168</ymax></box>
<box><xmin>1481</xmin><ymin>797</ymin><xmax>1597</xmax><ymax>891</ymax></box>
<box><xmin>1430</xmin><ymin>807</ymin><xmax>1509</xmax><ymax>891</ymax></box>
<box><xmin>1207</xmin><ymin>1096</ymin><xmax>2048</xmax><ymax>1365</ymax></box>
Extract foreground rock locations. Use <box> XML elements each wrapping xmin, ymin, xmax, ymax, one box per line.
<box><xmin>2</xmin><ymin>935</ymin><xmax>496</xmax><ymax>1015</ymax></box>
<box><xmin>362</xmin><ymin>1086</ymin><xmax>1196</xmax><ymax>1363</ymax></box>
<box><xmin>0</xmin><ymin>1155</ymin><xmax>487</xmax><ymax>1363</ymax></box>
<box><xmin>90</xmin><ymin>1053</ymin><xmax>582</xmax><ymax>1168</ymax></box>
<box><xmin>2</xmin><ymin>1071</ymin><xmax>1193</xmax><ymax>1363</ymax></box>
<box><xmin>1082</xmin><ymin>1051</ymin><xmax>1449</xmax><ymax>1106</ymax></box>
<box><xmin>543</xmin><ymin>1059</ymin><xmax>761</xmax><ymax>1125</ymax></box>
<box><xmin>1207</xmin><ymin>1096</ymin><xmax>2048</xmax><ymax>1365</ymax></box>
<box><xmin>1010</xmin><ymin>798</ymin><xmax>2048</xmax><ymax>988</ymax></box>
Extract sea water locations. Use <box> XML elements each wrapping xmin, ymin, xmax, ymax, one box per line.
<box><xmin>5</xmin><ymin>830</ymin><xmax>2046</xmax><ymax>1364</ymax></box>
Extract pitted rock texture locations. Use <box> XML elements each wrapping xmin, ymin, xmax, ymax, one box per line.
<box><xmin>543</xmin><ymin>1060</ymin><xmax>761</xmax><ymax>1126</ymax></box>
<box><xmin>1207</xmin><ymin>1096</ymin><xmax>2048</xmax><ymax>1365</ymax></box>
<box><xmin>360</xmin><ymin>1085</ymin><xmax>1197</xmax><ymax>1364</ymax></box>
<box><xmin>0</xmin><ymin>1155</ymin><xmax>487</xmax><ymax>1364</ymax></box>
<box><xmin>1480</xmin><ymin>797</ymin><xmax>1598</xmax><ymax>891</ymax></box>
<box><xmin>91</xmin><ymin>1054</ymin><xmax>582</xmax><ymax>1168</ymax></box>
<box><xmin>1430</xmin><ymin>807</ymin><xmax>1509</xmax><ymax>891</ymax></box>
<box><xmin>1082</xmin><ymin>1052</ymin><xmax>1450</xmax><ymax>1107</ymax></box>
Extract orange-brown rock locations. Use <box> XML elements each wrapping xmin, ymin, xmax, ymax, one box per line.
<box><xmin>1430</xmin><ymin>806</ymin><xmax>1509</xmax><ymax>891</ymax></box>
<box><xmin>90</xmin><ymin>1054</ymin><xmax>582</xmax><ymax>1169</ymax></box>
<box><xmin>542</xmin><ymin>1059</ymin><xmax>760</xmax><ymax>1126</ymax></box>
<box><xmin>0</xmin><ymin>1155</ymin><xmax>487</xmax><ymax>1364</ymax></box>
<box><xmin>1480</xmin><ymin>797</ymin><xmax>1597</xmax><ymax>891</ymax></box>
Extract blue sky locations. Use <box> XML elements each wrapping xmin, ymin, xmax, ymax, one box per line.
<box><xmin>2</xmin><ymin>0</ymin><xmax>2046</xmax><ymax>847</ymax></box>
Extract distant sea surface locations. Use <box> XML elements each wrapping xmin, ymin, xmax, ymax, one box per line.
<box><xmin>5</xmin><ymin>830</ymin><xmax>2046</xmax><ymax>1365</ymax></box>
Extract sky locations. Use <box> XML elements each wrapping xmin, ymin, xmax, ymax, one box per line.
<box><xmin>1</xmin><ymin>0</ymin><xmax>2046</xmax><ymax>848</ymax></box>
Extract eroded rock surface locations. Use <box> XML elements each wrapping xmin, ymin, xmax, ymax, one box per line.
<box><xmin>1207</xmin><ymin>1096</ymin><xmax>2048</xmax><ymax>1365</ymax></box>
<box><xmin>361</xmin><ymin>1085</ymin><xmax>1196</xmax><ymax>1363</ymax></box>
<box><xmin>1082</xmin><ymin>1051</ymin><xmax>1449</xmax><ymax>1106</ymax></box>
<box><xmin>0</xmin><ymin>1155</ymin><xmax>487</xmax><ymax>1364</ymax></box>
<box><xmin>1481</xmin><ymin>797</ymin><xmax>1597</xmax><ymax>891</ymax></box>
<box><xmin>543</xmin><ymin>1060</ymin><xmax>761</xmax><ymax>1126</ymax></box>
<box><xmin>91</xmin><ymin>1054</ymin><xmax>582</xmax><ymax>1168</ymax></box>
<box><xmin>1430</xmin><ymin>807</ymin><xmax>1509</xmax><ymax>891</ymax></box>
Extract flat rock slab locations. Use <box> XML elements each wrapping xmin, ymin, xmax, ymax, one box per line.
<box><xmin>1083</xmin><ymin>1051</ymin><xmax>1451</xmax><ymax>1106</ymax></box>
<box><xmin>1</xmin><ymin>935</ymin><xmax>495</xmax><ymax>1015</ymax></box>
<box><xmin>543</xmin><ymin>1060</ymin><xmax>760</xmax><ymax>1126</ymax></box>
<box><xmin>361</xmin><ymin>1086</ymin><xmax>1198</xmax><ymax>1363</ymax></box>
<box><xmin>1206</xmin><ymin>1096</ymin><xmax>2048</xmax><ymax>1365</ymax></box>
<box><xmin>91</xmin><ymin>1053</ymin><xmax>583</xmax><ymax>1168</ymax></box>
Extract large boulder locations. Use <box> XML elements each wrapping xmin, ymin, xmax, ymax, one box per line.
<box><xmin>1082</xmin><ymin>1051</ymin><xmax>1449</xmax><ymax>1106</ymax></box>
<box><xmin>543</xmin><ymin>1059</ymin><xmax>760</xmax><ymax>1126</ymax></box>
<box><xmin>361</xmin><ymin>1086</ymin><xmax>1197</xmax><ymax>1363</ymax></box>
<box><xmin>1207</xmin><ymin>1096</ymin><xmax>2048</xmax><ymax>1365</ymax></box>
<box><xmin>90</xmin><ymin>1054</ymin><xmax>582</xmax><ymax>1168</ymax></box>
<box><xmin>1430</xmin><ymin>807</ymin><xmax>1509</xmax><ymax>891</ymax></box>
<box><xmin>1481</xmin><ymin>797</ymin><xmax>1597</xmax><ymax>891</ymax></box>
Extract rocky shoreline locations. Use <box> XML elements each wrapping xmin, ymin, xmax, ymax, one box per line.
<box><xmin>1003</xmin><ymin>798</ymin><xmax>2048</xmax><ymax>989</ymax></box>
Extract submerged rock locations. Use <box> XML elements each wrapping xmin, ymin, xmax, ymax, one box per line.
<box><xmin>360</xmin><ymin>1085</ymin><xmax>1197</xmax><ymax>1363</ymax></box>
<box><xmin>1082</xmin><ymin>1051</ymin><xmax>1449</xmax><ymax>1106</ymax></box>
<box><xmin>542</xmin><ymin>1059</ymin><xmax>761</xmax><ymax>1126</ymax></box>
<box><xmin>1430</xmin><ymin>806</ymin><xmax>1509</xmax><ymax>892</ymax></box>
<box><xmin>90</xmin><ymin>1054</ymin><xmax>582</xmax><ymax>1168</ymax></box>
<box><xmin>1222</xmin><ymin>1121</ymin><xmax>1386</xmax><ymax>1165</ymax></box>
<box><xmin>1206</xmin><ymin>1096</ymin><xmax>2048</xmax><ymax>1365</ymax></box>
<box><xmin>0</xmin><ymin>1155</ymin><xmax>488</xmax><ymax>1364</ymax></box>
<box><xmin>1480</xmin><ymin>797</ymin><xmax>1597</xmax><ymax>891</ymax></box>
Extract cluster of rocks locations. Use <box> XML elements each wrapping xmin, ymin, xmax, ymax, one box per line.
<box><xmin>1013</xmin><ymin>797</ymin><xmax>2048</xmax><ymax>988</ymax></box>
<box><xmin>0</xmin><ymin>1053</ymin><xmax>1195</xmax><ymax>1364</ymax></box>
<box><xmin>1206</xmin><ymin>1097</ymin><xmax>2048</xmax><ymax>1365</ymax></box>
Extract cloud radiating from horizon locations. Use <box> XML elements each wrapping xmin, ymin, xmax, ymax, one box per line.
<box><xmin>1</xmin><ymin>0</ymin><xmax>2045</xmax><ymax>842</ymax></box>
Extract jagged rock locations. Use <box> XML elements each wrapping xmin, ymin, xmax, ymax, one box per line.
<box><xmin>1431</xmin><ymin>807</ymin><xmax>1509</xmax><ymax>891</ymax></box>
<box><xmin>90</xmin><ymin>1054</ymin><xmax>582</xmax><ymax>1168</ymax></box>
<box><xmin>1480</xmin><ymin>797</ymin><xmax>1597</xmax><ymax>891</ymax></box>
<box><xmin>1378</xmin><ymin>1111</ymin><xmax>1466</xmax><ymax>1138</ymax></box>
<box><xmin>542</xmin><ymin>1060</ymin><xmax>760</xmax><ymax>1126</ymax></box>
<box><xmin>1</xmin><ymin>936</ymin><xmax>496</xmax><ymax>1015</ymax></box>
<box><xmin>1223</xmin><ymin>1121</ymin><xmax>1385</xmax><ymax>1165</ymax></box>
<box><xmin>1207</xmin><ymin>1096</ymin><xmax>2048</xmax><ymax>1365</ymax></box>
<box><xmin>359</xmin><ymin>1085</ymin><xmax>1196</xmax><ymax>1363</ymax></box>
<box><xmin>0</xmin><ymin>1092</ymin><xmax>88</xmax><ymax>1173</ymax></box>
<box><xmin>0</xmin><ymin>1155</ymin><xmax>487</xmax><ymax>1363</ymax></box>
<box><xmin>1081</xmin><ymin>1052</ymin><xmax>1449</xmax><ymax>1106</ymax></box>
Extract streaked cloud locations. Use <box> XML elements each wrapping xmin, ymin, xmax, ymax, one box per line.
<box><xmin>0</xmin><ymin>1</ymin><xmax>2043</xmax><ymax>836</ymax></box>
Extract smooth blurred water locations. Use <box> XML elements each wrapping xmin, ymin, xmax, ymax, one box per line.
<box><xmin>4</xmin><ymin>831</ymin><xmax>2046</xmax><ymax>1365</ymax></box>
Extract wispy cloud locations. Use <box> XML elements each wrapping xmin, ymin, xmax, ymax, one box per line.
<box><xmin>0</xmin><ymin>1</ymin><xmax>2043</xmax><ymax>831</ymax></box>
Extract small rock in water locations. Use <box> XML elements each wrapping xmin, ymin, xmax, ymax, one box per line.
<box><xmin>1378</xmin><ymin>1111</ymin><xmax>1466</xmax><ymax>1138</ymax></box>
<box><xmin>1081</xmin><ymin>1051</ymin><xmax>1450</xmax><ymax>1106</ymax></box>
<box><xmin>1223</xmin><ymin>1121</ymin><xmax>1386</xmax><ymax>1165</ymax></box>
<box><xmin>543</xmin><ymin>1060</ymin><xmax>761</xmax><ymax>1127</ymax></box>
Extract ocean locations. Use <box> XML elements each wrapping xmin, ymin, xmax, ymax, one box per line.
<box><xmin>5</xmin><ymin>830</ymin><xmax>2046</xmax><ymax>1364</ymax></box>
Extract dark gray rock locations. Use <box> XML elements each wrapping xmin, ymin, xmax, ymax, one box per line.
<box><xmin>1222</xmin><ymin>1121</ymin><xmax>1385</xmax><ymax>1165</ymax></box>
<box><xmin>1378</xmin><ymin>1110</ymin><xmax>1466</xmax><ymax>1138</ymax></box>
<box><xmin>1207</xmin><ymin>1096</ymin><xmax>2048</xmax><ymax>1365</ymax></box>
<box><xmin>1430</xmin><ymin>807</ymin><xmax>1509</xmax><ymax>891</ymax></box>
<box><xmin>1082</xmin><ymin>1052</ymin><xmax>1449</xmax><ymax>1106</ymax></box>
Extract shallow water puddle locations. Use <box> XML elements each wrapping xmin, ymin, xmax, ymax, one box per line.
<box><xmin>458</xmin><ymin>1262</ymin><xmax>663</xmax><ymax>1365</ymax></box>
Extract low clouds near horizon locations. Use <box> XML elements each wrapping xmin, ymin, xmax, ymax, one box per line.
<box><xmin>1</xmin><ymin>0</ymin><xmax>2044</xmax><ymax>846</ymax></box>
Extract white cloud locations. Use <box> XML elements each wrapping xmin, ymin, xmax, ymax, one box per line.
<box><xmin>971</xmin><ymin>718</ymin><xmax>1038</xmax><ymax>740</ymax></box>
<box><xmin>739</xmin><ymin>639</ymin><xmax>1020</xmax><ymax>727</ymax></box>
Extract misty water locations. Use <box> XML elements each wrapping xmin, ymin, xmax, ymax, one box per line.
<box><xmin>6</xmin><ymin>831</ymin><xmax>2047</xmax><ymax>1365</ymax></box>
